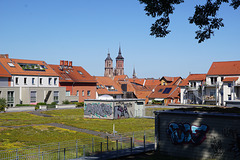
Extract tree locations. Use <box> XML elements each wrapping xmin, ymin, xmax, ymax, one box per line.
<box><xmin>139</xmin><ymin>0</ymin><xmax>240</xmax><ymax>43</ymax></box>
<box><xmin>0</xmin><ymin>98</ymin><xmax>7</xmax><ymax>111</ymax></box>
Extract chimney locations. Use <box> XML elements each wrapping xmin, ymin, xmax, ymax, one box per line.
<box><xmin>69</xmin><ymin>61</ymin><xmax>72</xmax><ymax>68</ymax></box>
<box><xmin>0</xmin><ymin>54</ymin><xmax>9</xmax><ymax>58</ymax></box>
<box><xmin>64</xmin><ymin>61</ymin><xmax>68</xmax><ymax>68</ymax></box>
<box><xmin>60</xmin><ymin>60</ymin><xmax>64</xmax><ymax>70</ymax></box>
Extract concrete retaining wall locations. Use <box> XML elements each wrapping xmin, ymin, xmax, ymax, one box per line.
<box><xmin>5</xmin><ymin>106</ymin><xmax>36</xmax><ymax>112</ymax></box>
<box><xmin>154</xmin><ymin>111</ymin><xmax>240</xmax><ymax>160</ymax></box>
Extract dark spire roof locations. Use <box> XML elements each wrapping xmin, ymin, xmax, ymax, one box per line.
<box><xmin>116</xmin><ymin>46</ymin><xmax>124</xmax><ymax>60</ymax></box>
<box><xmin>133</xmin><ymin>67</ymin><xmax>137</xmax><ymax>78</ymax></box>
<box><xmin>105</xmin><ymin>50</ymin><xmax>112</xmax><ymax>61</ymax></box>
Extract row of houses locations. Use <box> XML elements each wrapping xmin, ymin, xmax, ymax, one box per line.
<box><xmin>180</xmin><ymin>61</ymin><xmax>240</xmax><ymax>106</ymax></box>
<box><xmin>0</xmin><ymin>54</ymin><xmax>97</xmax><ymax>107</ymax></box>
<box><xmin>0</xmin><ymin>53</ymin><xmax>182</xmax><ymax>107</ymax></box>
<box><xmin>1</xmin><ymin>54</ymin><xmax>240</xmax><ymax>107</ymax></box>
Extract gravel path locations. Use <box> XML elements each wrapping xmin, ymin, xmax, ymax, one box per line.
<box><xmin>47</xmin><ymin>123</ymin><xmax>117</xmax><ymax>139</ymax></box>
<box><xmin>29</xmin><ymin>111</ymin><xmax>53</xmax><ymax>117</ymax></box>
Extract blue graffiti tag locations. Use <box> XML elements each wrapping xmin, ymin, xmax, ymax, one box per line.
<box><xmin>167</xmin><ymin>122</ymin><xmax>209</xmax><ymax>145</ymax></box>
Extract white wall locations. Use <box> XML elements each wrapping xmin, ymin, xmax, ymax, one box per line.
<box><xmin>11</xmin><ymin>75</ymin><xmax>59</xmax><ymax>87</ymax></box>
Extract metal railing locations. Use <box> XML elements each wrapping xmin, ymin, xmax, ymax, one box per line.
<box><xmin>0</xmin><ymin>129</ymin><xmax>154</xmax><ymax>160</ymax></box>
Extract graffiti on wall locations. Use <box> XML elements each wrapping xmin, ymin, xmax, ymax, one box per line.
<box><xmin>222</xmin><ymin>128</ymin><xmax>240</xmax><ymax>158</ymax></box>
<box><xmin>84</xmin><ymin>103</ymin><xmax>112</xmax><ymax>118</ymax></box>
<box><xmin>114</xmin><ymin>102</ymin><xmax>132</xmax><ymax>119</ymax></box>
<box><xmin>167</xmin><ymin>122</ymin><xmax>209</xmax><ymax>145</ymax></box>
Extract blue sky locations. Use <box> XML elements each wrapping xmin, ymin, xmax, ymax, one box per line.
<box><xmin>0</xmin><ymin>0</ymin><xmax>239</xmax><ymax>79</ymax></box>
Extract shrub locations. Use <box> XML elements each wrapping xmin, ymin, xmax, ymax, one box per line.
<box><xmin>37</xmin><ymin>102</ymin><xmax>46</xmax><ymax>105</ymax></box>
<box><xmin>75</xmin><ymin>102</ymin><xmax>84</xmax><ymax>107</ymax></box>
<box><xmin>0</xmin><ymin>98</ymin><xmax>6</xmax><ymax>111</ymax></box>
<box><xmin>51</xmin><ymin>102</ymin><xmax>57</xmax><ymax>105</ymax></box>
<box><xmin>62</xmin><ymin>100</ymin><xmax>70</xmax><ymax>104</ymax></box>
<box><xmin>16</xmin><ymin>104</ymin><xmax>37</xmax><ymax>107</ymax></box>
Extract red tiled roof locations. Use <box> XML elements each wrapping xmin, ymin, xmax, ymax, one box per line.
<box><xmin>128</xmin><ymin>78</ymin><xmax>161</xmax><ymax>87</ymax></box>
<box><xmin>95</xmin><ymin>76</ymin><xmax>123</xmax><ymax>95</ymax></box>
<box><xmin>148</xmin><ymin>85</ymin><xmax>179</xmax><ymax>99</ymax></box>
<box><xmin>0</xmin><ymin>63</ymin><xmax>11</xmax><ymax>77</ymax></box>
<box><xmin>49</xmin><ymin>64</ymin><xmax>96</xmax><ymax>83</ymax></box>
<box><xmin>134</xmin><ymin>91</ymin><xmax>152</xmax><ymax>99</ymax></box>
<box><xmin>207</xmin><ymin>61</ymin><xmax>240</xmax><ymax>76</ymax></box>
<box><xmin>113</xmin><ymin>75</ymin><xmax>128</xmax><ymax>81</ymax></box>
<box><xmin>0</xmin><ymin>58</ymin><xmax>58</xmax><ymax>76</ymax></box>
<box><xmin>222</xmin><ymin>77</ymin><xmax>239</xmax><ymax>82</ymax></box>
<box><xmin>179</xmin><ymin>74</ymin><xmax>206</xmax><ymax>87</ymax></box>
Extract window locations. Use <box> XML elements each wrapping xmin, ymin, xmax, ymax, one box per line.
<box><xmin>30</xmin><ymin>91</ymin><xmax>37</xmax><ymax>103</ymax></box>
<box><xmin>78</xmin><ymin>71</ymin><xmax>83</xmax><ymax>75</ymax></box>
<box><xmin>82</xmin><ymin>90</ymin><xmax>84</xmax><ymax>97</ymax></box>
<box><xmin>53</xmin><ymin>91</ymin><xmax>59</xmax><ymax>103</ymax></box>
<box><xmin>228</xmin><ymin>95</ymin><xmax>231</xmax><ymax>100</ymax></box>
<box><xmin>40</xmin><ymin>78</ymin><xmax>43</xmax><ymax>85</ymax></box>
<box><xmin>32</xmin><ymin>78</ymin><xmax>35</xmax><ymax>85</ymax></box>
<box><xmin>48</xmin><ymin>78</ymin><xmax>52</xmax><ymax>85</ymax></box>
<box><xmin>8</xmin><ymin>62</ymin><xmax>15</xmax><ymax>67</ymax></box>
<box><xmin>158</xmin><ymin>89</ymin><xmax>163</xmax><ymax>92</ymax></box>
<box><xmin>15</xmin><ymin>77</ymin><xmax>19</xmax><ymax>85</ymax></box>
<box><xmin>228</xmin><ymin>83</ymin><xmax>232</xmax><ymax>87</ymax></box>
<box><xmin>211</xmin><ymin>77</ymin><xmax>217</xmax><ymax>85</ymax></box>
<box><xmin>76</xmin><ymin>90</ymin><xmax>79</xmax><ymax>96</ymax></box>
<box><xmin>66</xmin><ymin>91</ymin><xmax>70</xmax><ymax>96</ymax></box>
<box><xmin>210</xmin><ymin>89</ymin><xmax>216</xmax><ymax>97</ymax></box>
<box><xmin>87</xmin><ymin>90</ymin><xmax>90</xmax><ymax>96</ymax></box>
<box><xmin>24</xmin><ymin>78</ymin><xmax>27</xmax><ymax>85</ymax></box>
<box><xmin>7</xmin><ymin>91</ymin><xmax>14</xmax><ymax>107</ymax></box>
<box><xmin>54</xmin><ymin>78</ymin><xmax>57</xmax><ymax>85</ymax></box>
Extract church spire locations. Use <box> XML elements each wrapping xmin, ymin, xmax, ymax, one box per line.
<box><xmin>116</xmin><ymin>45</ymin><xmax>124</xmax><ymax>60</ymax></box>
<box><xmin>133</xmin><ymin>67</ymin><xmax>137</xmax><ymax>79</ymax></box>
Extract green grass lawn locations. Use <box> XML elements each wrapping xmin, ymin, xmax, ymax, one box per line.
<box><xmin>0</xmin><ymin>108</ymin><xmax>154</xmax><ymax>150</ymax></box>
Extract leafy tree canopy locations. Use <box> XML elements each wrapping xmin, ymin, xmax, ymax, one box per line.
<box><xmin>139</xmin><ymin>0</ymin><xmax>240</xmax><ymax>43</ymax></box>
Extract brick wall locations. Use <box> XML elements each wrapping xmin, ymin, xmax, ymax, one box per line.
<box><xmin>155</xmin><ymin>111</ymin><xmax>240</xmax><ymax>160</ymax></box>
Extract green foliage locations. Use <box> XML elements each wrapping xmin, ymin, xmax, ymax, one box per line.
<box><xmin>0</xmin><ymin>98</ymin><xmax>6</xmax><ymax>111</ymax></box>
<box><xmin>74</xmin><ymin>102</ymin><xmax>84</xmax><ymax>107</ymax></box>
<box><xmin>139</xmin><ymin>0</ymin><xmax>240</xmax><ymax>43</ymax></box>
<box><xmin>62</xmin><ymin>100</ymin><xmax>70</xmax><ymax>104</ymax></box>
<box><xmin>51</xmin><ymin>102</ymin><xmax>57</xmax><ymax>105</ymax></box>
<box><xmin>37</xmin><ymin>102</ymin><xmax>46</xmax><ymax>105</ymax></box>
<box><xmin>151</xmin><ymin>100</ymin><xmax>163</xmax><ymax>105</ymax></box>
<box><xmin>16</xmin><ymin>104</ymin><xmax>37</xmax><ymax>107</ymax></box>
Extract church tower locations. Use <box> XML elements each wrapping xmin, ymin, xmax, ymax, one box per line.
<box><xmin>104</xmin><ymin>51</ymin><xmax>113</xmax><ymax>77</ymax></box>
<box><xmin>115</xmin><ymin>46</ymin><xmax>124</xmax><ymax>76</ymax></box>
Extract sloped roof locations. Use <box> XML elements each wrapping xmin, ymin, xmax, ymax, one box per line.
<box><xmin>95</xmin><ymin>76</ymin><xmax>123</xmax><ymax>95</ymax></box>
<box><xmin>49</xmin><ymin>64</ymin><xmax>96</xmax><ymax>83</ymax></box>
<box><xmin>0</xmin><ymin>58</ymin><xmax>58</xmax><ymax>76</ymax></box>
<box><xmin>222</xmin><ymin>77</ymin><xmax>239</xmax><ymax>82</ymax></box>
<box><xmin>134</xmin><ymin>91</ymin><xmax>152</xmax><ymax>99</ymax></box>
<box><xmin>160</xmin><ymin>76</ymin><xmax>182</xmax><ymax>85</ymax></box>
<box><xmin>179</xmin><ymin>74</ymin><xmax>206</xmax><ymax>87</ymax></box>
<box><xmin>207</xmin><ymin>61</ymin><xmax>240</xmax><ymax>76</ymax></box>
<box><xmin>0</xmin><ymin>63</ymin><xmax>11</xmax><ymax>77</ymax></box>
<box><xmin>128</xmin><ymin>78</ymin><xmax>161</xmax><ymax>87</ymax></box>
<box><xmin>113</xmin><ymin>75</ymin><xmax>128</xmax><ymax>81</ymax></box>
<box><xmin>148</xmin><ymin>85</ymin><xmax>179</xmax><ymax>99</ymax></box>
